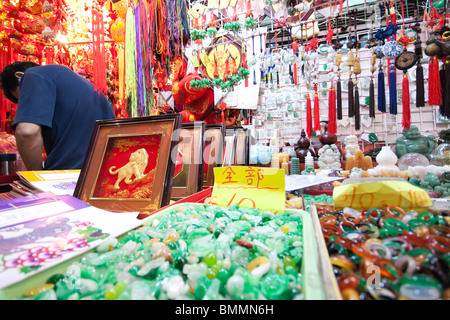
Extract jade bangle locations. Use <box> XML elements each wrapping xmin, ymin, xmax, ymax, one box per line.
<box><xmin>365</xmin><ymin>208</ymin><xmax>382</xmax><ymax>224</ymax></box>
<box><xmin>379</xmin><ymin>228</ymin><xmax>390</xmax><ymax>238</ymax></box>
<box><xmin>319</xmin><ymin>215</ymin><xmax>337</xmax><ymax>226</ymax></box>
<box><xmin>386</xmin><ymin>206</ymin><xmax>406</xmax><ymax>219</ymax></box>
<box><xmin>384</xmin><ymin>218</ymin><xmax>409</xmax><ymax>237</ymax></box>
<box><xmin>408</xmin><ymin>218</ymin><xmax>432</xmax><ymax>229</ymax></box>
<box><xmin>373</xmin><ymin>258</ymin><xmax>402</xmax><ymax>280</ymax></box>
<box><xmin>383</xmin><ymin>237</ymin><xmax>412</xmax><ymax>251</ymax></box>
<box><xmin>358</xmin><ymin>223</ymin><xmax>380</xmax><ymax>238</ymax></box>
<box><xmin>400</xmin><ymin>274</ymin><xmax>443</xmax><ymax>290</ymax></box>
<box><xmin>383</xmin><ymin>241</ymin><xmax>406</xmax><ymax>258</ymax></box>
<box><xmin>407</xmin><ymin>247</ymin><xmax>432</xmax><ymax>263</ymax></box>
<box><xmin>429</xmin><ymin>235</ymin><xmax>450</xmax><ymax>254</ymax></box>
<box><xmin>394</xmin><ymin>255</ymin><xmax>418</xmax><ymax>277</ymax></box>
<box><xmin>430</xmin><ymin>225</ymin><xmax>450</xmax><ymax>237</ymax></box>
<box><xmin>365</xmin><ymin>242</ymin><xmax>392</xmax><ymax>260</ymax></box>
<box><xmin>418</xmin><ymin>212</ymin><xmax>434</xmax><ymax>222</ymax></box>
<box><xmin>442</xmin><ymin>253</ymin><xmax>450</xmax><ymax>266</ymax></box>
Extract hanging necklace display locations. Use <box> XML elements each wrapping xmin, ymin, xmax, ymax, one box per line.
<box><xmin>412</xmin><ymin>22</ymin><xmax>425</xmax><ymax>107</ymax></box>
<box><xmin>326</xmin><ymin>16</ymin><xmax>337</xmax><ymax>135</ymax></box>
<box><xmin>334</xmin><ymin>15</ymin><xmax>343</xmax><ymax>121</ymax></box>
<box><xmin>395</xmin><ymin>46</ymin><xmax>417</xmax><ymax>127</ymax></box>
<box><xmin>396</xmin><ymin>2</ymin><xmax>417</xmax><ymax>129</ymax></box>
<box><xmin>259</xmin><ymin>33</ymin><xmax>265</xmax><ymax>85</ymax></box>
<box><xmin>382</xmin><ymin>4</ymin><xmax>401</xmax><ymax>115</ymax></box>
<box><xmin>251</xmin><ymin>35</ymin><xmax>257</xmax><ymax>85</ymax></box>
<box><xmin>375</xmin><ymin>45</ymin><xmax>386</xmax><ymax>113</ymax></box>
<box><xmin>351</xmin><ymin>11</ymin><xmax>361</xmax><ymax>131</ymax></box>
<box><xmin>367</xmin><ymin>26</ymin><xmax>379</xmax><ymax>118</ymax></box>
<box><xmin>304</xmin><ymin>42</ymin><xmax>314</xmax><ymax>138</ymax></box>
<box><xmin>346</xmin><ymin>10</ymin><xmax>358</xmax><ymax>120</ymax></box>
<box><xmin>310</xmin><ymin>47</ymin><xmax>321</xmax><ymax>132</ymax></box>
<box><xmin>374</xmin><ymin>8</ymin><xmax>388</xmax><ymax>114</ymax></box>
<box><xmin>347</xmin><ymin>40</ymin><xmax>355</xmax><ymax>118</ymax></box>
<box><xmin>292</xmin><ymin>40</ymin><xmax>299</xmax><ymax>85</ymax></box>
<box><xmin>353</xmin><ymin>44</ymin><xmax>362</xmax><ymax>131</ymax></box>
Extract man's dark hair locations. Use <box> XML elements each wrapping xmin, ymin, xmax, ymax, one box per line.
<box><xmin>0</xmin><ymin>61</ymin><xmax>39</xmax><ymax>103</ymax></box>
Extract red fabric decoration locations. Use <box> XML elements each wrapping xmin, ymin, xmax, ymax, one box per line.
<box><xmin>183</xmin><ymin>87</ymin><xmax>214</xmax><ymax>120</ymax></box>
<box><xmin>181</xmin><ymin>110</ymin><xmax>195</xmax><ymax>123</ymax></box>
<box><xmin>428</xmin><ymin>56</ymin><xmax>442</xmax><ymax>106</ymax></box>
<box><xmin>306</xmin><ymin>93</ymin><xmax>313</xmax><ymax>138</ymax></box>
<box><xmin>402</xmin><ymin>74</ymin><xmax>411</xmax><ymax>130</ymax></box>
<box><xmin>313</xmin><ymin>85</ymin><xmax>321</xmax><ymax>131</ymax></box>
<box><xmin>292</xmin><ymin>41</ymin><xmax>298</xmax><ymax>85</ymax></box>
<box><xmin>92</xmin><ymin>9</ymin><xmax>107</xmax><ymax>95</ymax></box>
<box><xmin>328</xmin><ymin>86</ymin><xmax>337</xmax><ymax>135</ymax></box>
<box><xmin>172</xmin><ymin>73</ymin><xmax>207</xmax><ymax>108</ymax></box>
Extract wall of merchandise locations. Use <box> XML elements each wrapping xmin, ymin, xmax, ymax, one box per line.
<box><xmin>252</xmin><ymin>30</ymin><xmax>450</xmax><ymax>153</ymax></box>
<box><xmin>230</xmin><ymin>0</ymin><xmax>450</xmax><ymax>155</ymax></box>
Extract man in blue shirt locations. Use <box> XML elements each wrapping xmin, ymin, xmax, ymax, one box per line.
<box><xmin>1</xmin><ymin>61</ymin><xmax>115</xmax><ymax>170</ymax></box>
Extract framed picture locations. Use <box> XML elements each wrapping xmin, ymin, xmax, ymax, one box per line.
<box><xmin>234</xmin><ymin>128</ymin><xmax>249</xmax><ymax>165</ymax></box>
<box><xmin>73</xmin><ymin>113</ymin><xmax>182</xmax><ymax>212</ymax></box>
<box><xmin>223</xmin><ymin>132</ymin><xmax>237</xmax><ymax>167</ymax></box>
<box><xmin>171</xmin><ymin>121</ymin><xmax>206</xmax><ymax>199</ymax></box>
<box><xmin>203</xmin><ymin>124</ymin><xmax>225</xmax><ymax>188</ymax></box>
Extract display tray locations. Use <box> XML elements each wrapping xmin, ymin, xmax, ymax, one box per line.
<box><xmin>1</xmin><ymin>202</ymin><xmax>326</xmax><ymax>300</ymax></box>
<box><xmin>309</xmin><ymin>201</ymin><xmax>450</xmax><ymax>300</ymax></box>
<box><xmin>309</xmin><ymin>203</ymin><xmax>343</xmax><ymax>300</ymax></box>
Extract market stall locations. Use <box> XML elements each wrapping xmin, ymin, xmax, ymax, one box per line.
<box><xmin>0</xmin><ymin>0</ymin><xmax>449</xmax><ymax>301</ymax></box>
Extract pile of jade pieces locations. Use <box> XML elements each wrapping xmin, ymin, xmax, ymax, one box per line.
<box><xmin>20</xmin><ymin>204</ymin><xmax>306</xmax><ymax>300</ymax></box>
<box><xmin>317</xmin><ymin>205</ymin><xmax>450</xmax><ymax>300</ymax></box>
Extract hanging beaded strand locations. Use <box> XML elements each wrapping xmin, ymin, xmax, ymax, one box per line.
<box><xmin>335</xmin><ymin>49</ymin><xmax>342</xmax><ymax>120</ymax></box>
<box><xmin>353</xmin><ymin>41</ymin><xmax>361</xmax><ymax>131</ymax></box>
<box><xmin>369</xmin><ymin>51</ymin><xmax>376</xmax><ymax>118</ymax></box>
<box><xmin>125</xmin><ymin>6</ymin><xmax>138</xmax><ymax>117</ymax></box>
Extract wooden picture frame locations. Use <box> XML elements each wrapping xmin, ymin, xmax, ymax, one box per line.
<box><xmin>73</xmin><ymin>114</ymin><xmax>182</xmax><ymax>212</ymax></box>
<box><xmin>202</xmin><ymin>124</ymin><xmax>225</xmax><ymax>188</ymax></box>
<box><xmin>223</xmin><ymin>131</ymin><xmax>237</xmax><ymax>167</ymax></box>
<box><xmin>170</xmin><ymin>121</ymin><xmax>206</xmax><ymax>199</ymax></box>
<box><xmin>234</xmin><ymin>127</ymin><xmax>249</xmax><ymax>165</ymax></box>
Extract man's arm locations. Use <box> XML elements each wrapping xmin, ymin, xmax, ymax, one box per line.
<box><xmin>14</xmin><ymin>122</ymin><xmax>44</xmax><ymax>170</ymax></box>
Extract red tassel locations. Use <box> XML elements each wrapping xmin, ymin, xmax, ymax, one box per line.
<box><xmin>293</xmin><ymin>63</ymin><xmax>298</xmax><ymax>85</ymax></box>
<box><xmin>314</xmin><ymin>85</ymin><xmax>321</xmax><ymax>131</ymax></box>
<box><xmin>306</xmin><ymin>93</ymin><xmax>313</xmax><ymax>138</ymax></box>
<box><xmin>328</xmin><ymin>86</ymin><xmax>337</xmax><ymax>135</ymax></box>
<box><xmin>402</xmin><ymin>74</ymin><xmax>411</xmax><ymax>130</ymax></box>
<box><xmin>428</xmin><ymin>56</ymin><xmax>442</xmax><ymax>106</ymax></box>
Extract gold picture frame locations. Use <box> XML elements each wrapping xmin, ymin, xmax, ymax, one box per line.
<box><xmin>73</xmin><ymin>114</ymin><xmax>182</xmax><ymax>212</ymax></box>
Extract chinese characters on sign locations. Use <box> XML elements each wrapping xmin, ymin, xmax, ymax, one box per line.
<box><xmin>210</xmin><ymin>166</ymin><xmax>285</xmax><ymax>213</ymax></box>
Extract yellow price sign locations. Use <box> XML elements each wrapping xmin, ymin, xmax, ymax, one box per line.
<box><xmin>210</xmin><ymin>166</ymin><xmax>285</xmax><ymax>213</ymax></box>
<box><xmin>333</xmin><ymin>181</ymin><xmax>432</xmax><ymax>211</ymax></box>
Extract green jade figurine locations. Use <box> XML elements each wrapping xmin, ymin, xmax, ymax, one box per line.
<box><xmin>395</xmin><ymin>125</ymin><xmax>436</xmax><ymax>159</ymax></box>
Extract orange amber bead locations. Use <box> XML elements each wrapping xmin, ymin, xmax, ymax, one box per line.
<box><xmin>443</xmin><ymin>288</ymin><xmax>450</xmax><ymax>299</ymax></box>
<box><xmin>414</xmin><ymin>225</ymin><xmax>430</xmax><ymax>238</ymax></box>
<box><xmin>337</xmin><ymin>273</ymin><xmax>359</xmax><ymax>291</ymax></box>
<box><xmin>341</xmin><ymin>288</ymin><xmax>360</xmax><ymax>300</ymax></box>
<box><xmin>322</xmin><ymin>224</ymin><xmax>343</xmax><ymax>238</ymax></box>
<box><xmin>320</xmin><ymin>215</ymin><xmax>338</xmax><ymax>225</ymax></box>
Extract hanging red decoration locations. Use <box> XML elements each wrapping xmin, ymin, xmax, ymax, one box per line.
<box><xmin>292</xmin><ymin>41</ymin><xmax>298</xmax><ymax>85</ymax></box>
<box><xmin>306</xmin><ymin>93</ymin><xmax>313</xmax><ymax>137</ymax></box>
<box><xmin>328</xmin><ymin>86</ymin><xmax>337</xmax><ymax>135</ymax></box>
<box><xmin>92</xmin><ymin>8</ymin><xmax>107</xmax><ymax>95</ymax></box>
<box><xmin>313</xmin><ymin>84</ymin><xmax>321</xmax><ymax>131</ymax></box>
<box><xmin>428</xmin><ymin>56</ymin><xmax>442</xmax><ymax>106</ymax></box>
<box><xmin>402</xmin><ymin>74</ymin><xmax>411</xmax><ymax>130</ymax></box>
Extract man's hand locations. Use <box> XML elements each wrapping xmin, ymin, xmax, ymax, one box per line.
<box><xmin>14</xmin><ymin>122</ymin><xmax>43</xmax><ymax>170</ymax></box>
